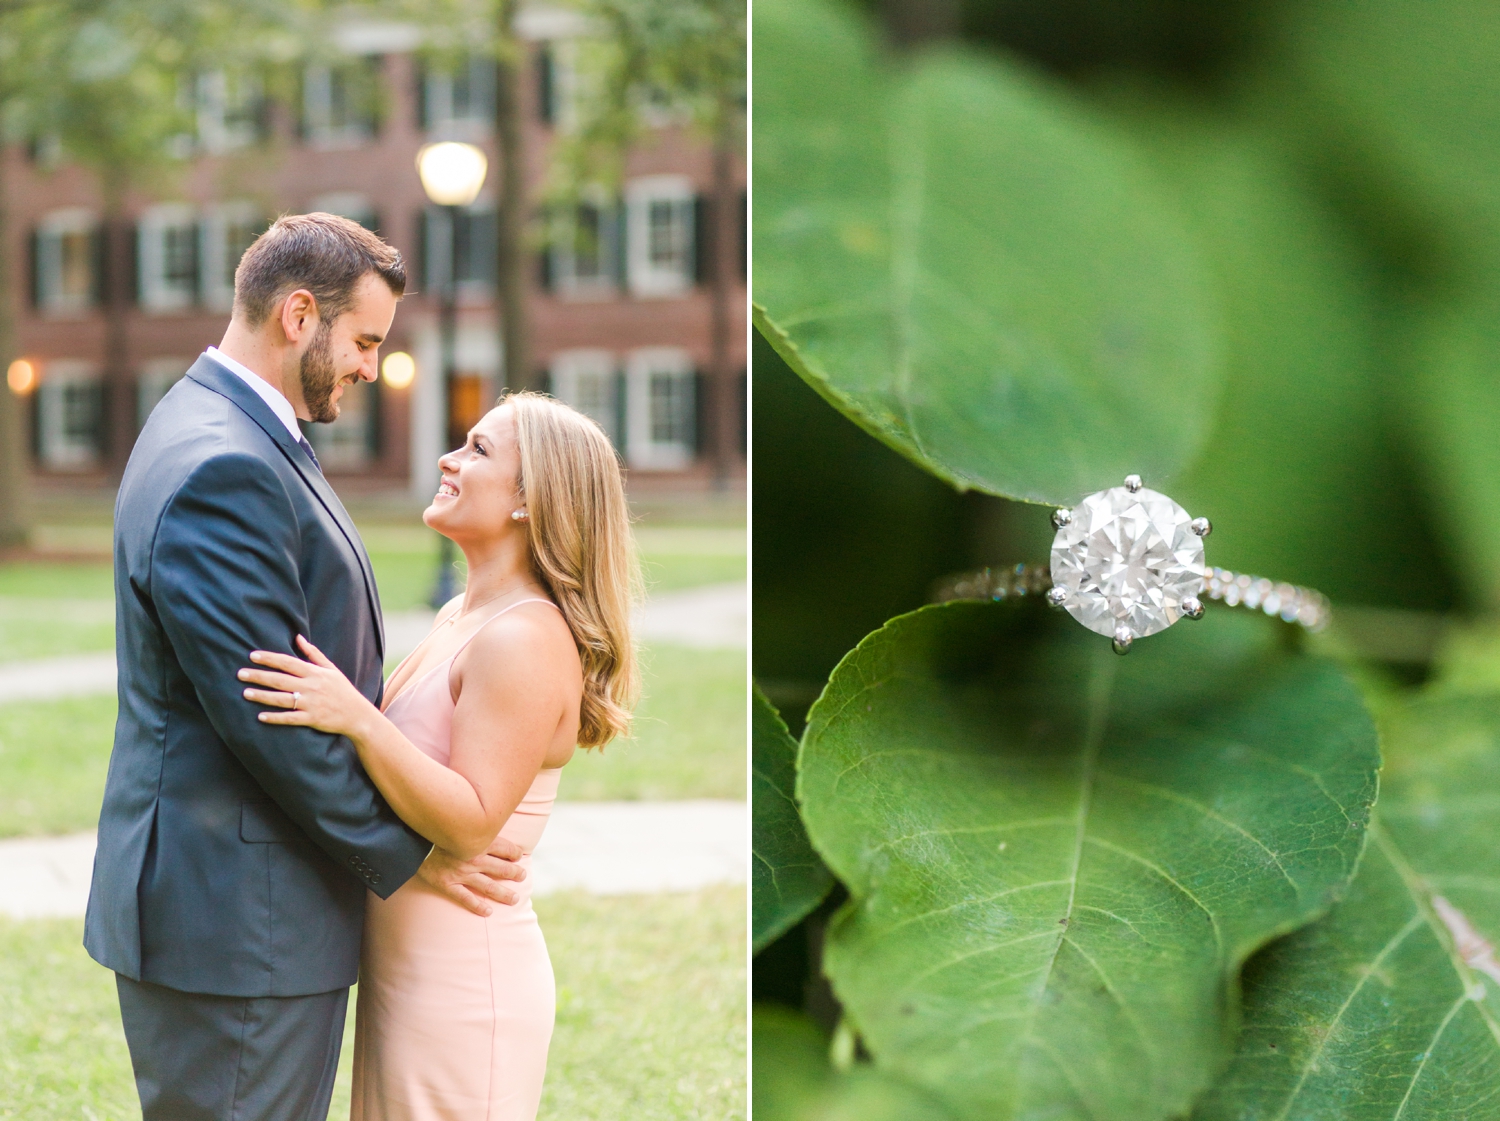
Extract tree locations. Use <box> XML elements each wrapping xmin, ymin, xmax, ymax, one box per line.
<box><xmin>555</xmin><ymin>0</ymin><xmax>747</xmax><ymax>481</ymax></box>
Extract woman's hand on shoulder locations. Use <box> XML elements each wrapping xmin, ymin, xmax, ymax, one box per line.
<box><xmin>238</xmin><ymin>635</ymin><xmax>381</xmax><ymax>740</ymax></box>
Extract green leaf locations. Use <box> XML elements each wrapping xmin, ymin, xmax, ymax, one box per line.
<box><xmin>1194</xmin><ymin>694</ymin><xmax>1500</xmax><ymax>1119</ymax></box>
<box><xmin>753</xmin><ymin>1005</ymin><xmax>958</xmax><ymax>1120</ymax></box>
<box><xmin>798</xmin><ymin>602</ymin><xmax>1379</xmax><ymax>1121</ymax></box>
<box><xmin>753</xmin><ymin>0</ymin><xmax>1223</xmax><ymax>505</ymax></box>
<box><xmin>754</xmin><ymin>683</ymin><xmax>834</xmax><ymax>953</ymax></box>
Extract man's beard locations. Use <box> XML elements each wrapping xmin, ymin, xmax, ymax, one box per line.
<box><xmin>300</xmin><ymin>322</ymin><xmax>342</xmax><ymax>424</ymax></box>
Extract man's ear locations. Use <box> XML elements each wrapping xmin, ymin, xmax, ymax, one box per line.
<box><xmin>278</xmin><ymin>289</ymin><xmax>318</xmax><ymax>344</ymax></box>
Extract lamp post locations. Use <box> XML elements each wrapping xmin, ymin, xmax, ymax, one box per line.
<box><xmin>416</xmin><ymin>141</ymin><xmax>489</xmax><ymax>609</ymax></box>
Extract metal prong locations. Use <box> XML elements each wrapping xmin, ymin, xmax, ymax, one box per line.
<box><xmin>1182</xmin><ymin>596</ymin><xmax>1204</xmax><ymax>620</ymax></box>
<box><xmin>1046</xmin><ymin>586</ymin><xmax>1068</xmax><ymax>610</ymax></box>
<box><xmin>1112</xmin><ymin>626</ymin><xmax>1133</xmax><ymax>655</ymax></box>
<box><xmin>1190</xmin><ymin>517</ymin><xmax>1212</xmax><ymax>538</ymax></box>
<box><xmin>1052</xmin><ymin>507</ymin><xmax>1072</xmax><ymax>529</ymax></box>
<box><xmin>1123</xmin><ymin>474</ymin><xmax>1143</xmax><ymax>493</ymax></box>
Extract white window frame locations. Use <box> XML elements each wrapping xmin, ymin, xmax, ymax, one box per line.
<box><xmin>550</xmin><ymin>191</ymin><xmax>619</xmax><ymax>300</ymax></box>
<box><xmin>37</xmin><ymin>360</ymin><xmax>104</xmax><ymax>471</ymax></box>
<box><xmin>625</xmin><ymin>347</ymin><xmax>694</xmax><ymax>470</ymax></box>
<box><xmin>199</xmin><ymin>201</ymin><xmax>262</xmax><ymax>313</ymax></box>
<box><xmin>196</xmin><ymin>70</ymin><xmax>262</xmax><ymax>154</ymax></box>
<box><xmin>550</xmin><ymin>349</ymin><xmax>619</xmax><ymax>446</ymax></box>
<box><xmin>303</xmin><ymin>61</ymin><xmax>378</xmax><ymax>149</ymax></box>
<box><xmin>35</xmin><ymin>209</ymin><xmax>98</xmax><ymax>317</ymax></box>
<box><xmin>138</xmin><ymin>203</ymin><xmax>199</xmax><ymax>313</ymax></box>
<box><xmin>137</xmin><ymin>357</ymin><xmax>190</xmax><ymax>429</ymax></box>
<box><xmin>310</xmin><ymin>192</ymin><xmax>378</xmax><ymax>231</ymax></box>
<box><xmin>423</xmin><ymin>56</ymin><xmax>494</xmax><ymax>140</ymax></box>
<box><xmin>625</xmin><ymin>175</ymin><xmax>694</xmax><ymax>298</ymax></box>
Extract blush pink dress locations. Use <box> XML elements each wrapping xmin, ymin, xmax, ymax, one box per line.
<box><xmin>350</xmin><ymin>600</ymin><xmax>563</xmax><ymax>1121</ymax></box>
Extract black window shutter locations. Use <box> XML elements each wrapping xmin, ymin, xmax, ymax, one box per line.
<box><xmin>413</xmin><ymin>207</ymin><xmax>427</xmax><ymax>294</ymax></box>
<box><xmin>126</xmin><ymin>222</ymin><xmax>140</xmax><ymax>306</ymax></box>
<box><xmin>614</xmin><ymin>368</ymin><xmax>628</xmax><ymax>451</ymax></box>
<box><xmin>693</xmin><ymin>370</ymin><xmax>708</xmax><ymax>456</ymax></box>
<box><xmin>537</xmin><ymin>207</ymin><xmax>554</xmax><ymax>291</ymax></box>
<box><xmin>614</xmin><ymin>200</ymin><xmax>628</xmax><ymax>290</ymax></box>
<box><xmin>90</xmin><ymin>225</ymin><xmax>106</xmax><ymax>308</ymax></box>
<box><xmin>28</xmin><ymin>229</ymin><xmax>41</xmax><ymax>308</ymax></box>
<box><xmin>414</xmin><ymin>57</ymin><xmax>428</xmax><ymax>131</ymax></box>
<box><xmin>537</xmin><ymin>45</ymin><xmax>555</xmax><ymax>126</ymax></box>
<box><xmin>190</xmin><ymin>221</ymin><xmax>202</xmax><ymax>304</ymax></box>
<box><xmin>693</xmin><ymin>194</ymin><xmax>711</xmax><ymax>286</ymax></box>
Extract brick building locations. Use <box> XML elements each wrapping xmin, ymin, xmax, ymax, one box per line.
<box><xmin>0</xmin><ymin>9</ymin><xmax>746</xmax><ymax>501</ymax></box>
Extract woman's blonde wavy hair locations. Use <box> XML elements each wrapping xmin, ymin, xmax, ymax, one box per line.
<box><xmin>505</xmin><ymin>391</ymin><xmax>641</xmax><ymax>748</ymax></box>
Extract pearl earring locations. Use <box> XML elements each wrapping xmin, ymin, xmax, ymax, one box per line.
<box><xmin>511</xmin><ymin>509</ymin><xmax>528</xmax><ymax>522</ymax></box>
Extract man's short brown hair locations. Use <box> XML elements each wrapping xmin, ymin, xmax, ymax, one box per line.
<box><xmin>234</xmin><ymin>212</ymin><xmax>406</xmax><ymax>326</ymax></box>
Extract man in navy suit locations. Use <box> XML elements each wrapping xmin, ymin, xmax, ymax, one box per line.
<box><xmin>86</xmin><ymin>213</ymin><xmax>524</xmax><ymax>1120</ymax></box>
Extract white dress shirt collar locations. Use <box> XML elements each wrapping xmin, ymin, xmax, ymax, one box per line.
<box><xmin>204</xmin><ymin>347</ymin><xmax>303</xmax><ymax>444</ymax></box>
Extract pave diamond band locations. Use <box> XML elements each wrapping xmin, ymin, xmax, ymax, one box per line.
<box><xmin>930</xmin><ymin>563</ymin><xmax>1330</xmax><ymax>633</ymax></box>
<box><xmin>929</xmin><ymin>475</ymin><xmax>1331</xmax><ymax>653</ymax></box>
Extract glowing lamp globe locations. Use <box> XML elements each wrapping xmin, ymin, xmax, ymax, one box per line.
<box><xmin>6</xmin><ymin>359</ymin><xmax>36</xmax><ymax>395</ymax></box>
<box><xmin>382</xmin><ymin>351</ymin><xmax>416</xmax><ymax>389</ymax></box>
<box><xmin>416</xmin><ymin>142</ymin><xmax>489</xmax><ymax>207</ymax></box>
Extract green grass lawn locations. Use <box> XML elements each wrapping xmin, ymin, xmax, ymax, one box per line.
<box><xmin>0</xmin><ymin>640</ymin><xmax>742</xmax><ymax>838</ymax></box>
<box><xmin>0</xmin><ymin>884</ymin><xmax>746</xmax><ymax>1121</ymax></box>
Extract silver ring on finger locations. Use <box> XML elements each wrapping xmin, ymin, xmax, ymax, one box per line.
<box><xmin>291</xmin><ymin>691</ymin><xmax>301</xmax><ymax>709</ymax></box>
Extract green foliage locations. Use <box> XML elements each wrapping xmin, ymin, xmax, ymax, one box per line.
<box><xmin>753</xmin><ymin>1006</ymin><xmax>957</xmax><ymax>1120</ymax></box>
<box><xmin>754</xmin><ymin>0</ymin><xmax>1222</xmax><ymax>505</ymax></box>
<box><xmin>752</xmin><ymin>685</ymin><xmax>831</xmax><ymax>952</ymax></box>
<box><xmin>753</xmin><ymin>0</ymin><xmax>1500</xmax><ymax>1115</ymax></box>
<box><xmin>798</xmin><ymin>603</ymin><xmax>1378</xmax><ymax>1121</ymax></box>
<box><xmin>1196</xmin><ymin>695</ymin><xmax>1500</xmax><ymax>1118</ymax></box>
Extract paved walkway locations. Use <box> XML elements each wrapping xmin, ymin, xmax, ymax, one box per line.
<box><xmin>0</xmin><ymin>582</ymin><xmax>747</xmax><ymax>706</ymax></box>
<box><xmin>0</xmin><ymin>800</ymin><xmax>746</xmax><ymax>919</ymax></box>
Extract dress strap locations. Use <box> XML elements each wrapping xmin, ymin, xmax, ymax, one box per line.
<box><xmin>452</xmin><ymin>598</ymin><xmax>560</xmax><ymax>659</ymax></box>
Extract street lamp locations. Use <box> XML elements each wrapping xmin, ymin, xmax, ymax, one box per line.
<box><xmin>416</xmin><ymin>142</ymin><xmax>489</xmax><ymax>608</ymax></box>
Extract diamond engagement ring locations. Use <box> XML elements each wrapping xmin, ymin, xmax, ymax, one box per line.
<box><xmin>932</xmin><ymin>474</ymin><xmax>1330</xmax><ymax>654</ymax></box>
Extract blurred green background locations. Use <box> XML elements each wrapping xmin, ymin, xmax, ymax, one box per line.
<box><xmin>752</xmin><ymin>0</ymin><xmax>1500</xmax><ymax>1027</ymax></box>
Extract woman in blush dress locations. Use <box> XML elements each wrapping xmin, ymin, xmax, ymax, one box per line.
<box><xmin>236</xmin><ymin>391</ymin><xmax>640</xmax><ymax>1120</ymax></box>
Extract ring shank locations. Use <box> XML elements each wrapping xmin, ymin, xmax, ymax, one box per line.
<box><xmin>930</xmin><ymin>563</ymin><xmax>1330</xmax><ymax>632</ymax></box>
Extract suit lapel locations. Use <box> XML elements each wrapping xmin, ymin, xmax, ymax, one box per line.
<box><xmin>185</xmin><ymin>356</ymin><xmax>386</xmax><ymax>662</ymax></box>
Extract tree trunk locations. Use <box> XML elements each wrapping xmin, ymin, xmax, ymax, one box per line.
<box><xmin>495</xmin><ymin>0</ymin><xmax>536</xmax><ymax>392</ymax></box>
<box><xmin>708</xmin><ymin>111</ymin><xmax>741</xmax><ymax>487</ymax></box>
<box><xmin>0</xmin><ymin>147</ymin><xmax>29</xmax><ymax>546</ymax></box>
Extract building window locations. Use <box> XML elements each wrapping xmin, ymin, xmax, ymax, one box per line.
<box><xmin>306</xmin><ymin>380</ymin><xmax>379</xmax><ymax>471</ymax></box>
<box><xmin>200</xmin><ymin>202</ymin><xmax>265</xmax><ymax>313</ymax></box>
<box><xmin>138</xmin><ymin>204</ymin><xmax>199</xmax><ymax>313</ymax></box>
<box><xmin>550</xmin><ymin>349</ymin><xmax>619</xmax><ymax>446</ymax></box>
<box><xmin>197</xmin><ymin>70</ymin><xmax>263</xmax><ymax>154</ymax></box>
<box><xmin>625</xmin><ymin>176</ymin><xmax>695</xmax><ymax>297</ymax></box>
<box><xmin>625</xmin><ymin>347</ymin><xmax>694</xmax><ymax>469</ymax></box>
<box><xmin>37</xmin><ymin>362</ymin><xmax>104</xmax><ymax>470</ymax></box>
<box><xmin>421</xmin><ymin>56</ymin><xmax>495</xmax><ymax>137</ymax></box>
<box><xmin>310</xmin><ymin>192</ymin><xmax>380</xmax><ymax>234</ymax></box>
<box><xmin>32</xmin><ymin>210</ymin><xmax>100</xmax><ymax>316</ymax></box>
<box><xmin>423</xmin><ymin>205</ymin><xmax>497</xmax><ymax>298</ymax></box>
<box><xmin>549</xmin><ymin>197</ymin><xmax>620</xmax><ymax>298</ymax></box>
<box><xmin>303</xmin><ymin>58</ymin><xmax>381</xmax><ymax>148</ymax></box>
<box><xmin>138</xmin><ymin>358</ymin><xmax>190</xmax><ymax>429</ymax></box>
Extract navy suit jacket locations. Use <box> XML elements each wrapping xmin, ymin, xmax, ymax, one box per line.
<box><xmin>84</xmin><ymin>354</ymin><xmax>431</xmax><ymax>998</ymax></box>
